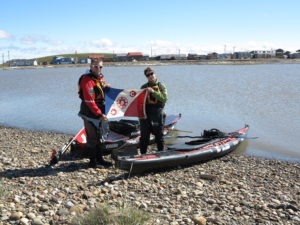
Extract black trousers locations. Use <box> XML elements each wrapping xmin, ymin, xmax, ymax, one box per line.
<box><xmin>83</xmin><ymin>119</ymin><xmax>108</xmax><ymax>161</ymax></box>
<box><xmin>139</xmin><ymin>107</ymin><xmax>165</xmax><ymax>154</ymax></box>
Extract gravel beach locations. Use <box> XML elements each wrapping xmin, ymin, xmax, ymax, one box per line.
<box><xmin>0</xmin><ymin>126</ymin><xmax>299</xmax><ymax>225</ymax></box>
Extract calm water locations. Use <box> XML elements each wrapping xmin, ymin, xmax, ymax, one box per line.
<box><xmin>0</xmin><ymin>64</ymin><xmax>299</xmax><ymax>162</ymax></box>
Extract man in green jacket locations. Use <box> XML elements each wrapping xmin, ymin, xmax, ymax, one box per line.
<box><xmin>139</xmin><ymin>67</ymin><xmax>168</xmax><ymax>154</ymax></box>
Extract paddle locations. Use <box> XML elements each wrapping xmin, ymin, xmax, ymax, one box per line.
<box><xmin>165</xmin><ymin>135</ymin><xmax>258</xmax><ymax>140</ymax></box>
<box><xmin>165</xmin><ymin>135</ymin><xmax>202</xmax><ymax>139</ymax></box>
<box><xmin>167</xmin><ymin>128</ymin><xmax>193</xmax><ymax>133</ymax></box>
<box><xmin>48</xmin><ymin>127</ymin><xmax>85</xmax><ymax>167</ymax></box>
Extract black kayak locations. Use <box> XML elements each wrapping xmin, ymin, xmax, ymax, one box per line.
<box><xmin>115</xmin><ymin>125</ymin><xmax>249</xmax><ymax>174</ymax></box>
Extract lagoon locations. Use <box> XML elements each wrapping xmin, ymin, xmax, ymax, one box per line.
<box><xmin>0</xmin><ymin>64</ymin><xmax>299</xmax><ymax>162</ymax></box>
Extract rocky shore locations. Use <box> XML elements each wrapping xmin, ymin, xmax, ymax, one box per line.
<box><xmin>0</xmin><ymin>126</ymin><xmax>299</xmax><ymax>225</ymax></box>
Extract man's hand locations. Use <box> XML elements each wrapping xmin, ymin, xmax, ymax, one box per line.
<box><xmin>147</xmin><ymin>87</ymin><xmax>154</xmax><ymax>93</ymax></box>
<box><xmin>100</xmin><ymin>114</ymin><xmax>108</xmax><ymax>121</ymax></box>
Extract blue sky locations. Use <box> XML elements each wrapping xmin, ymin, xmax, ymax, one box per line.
<box><xmin>1</xmin><ymin>0</ymin><xmax>299</xmax><ymax>59</ymax></box>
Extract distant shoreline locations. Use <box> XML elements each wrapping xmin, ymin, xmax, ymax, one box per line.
<box><xmin>2</xmin><ymin>58</ymin><xmax>300</xmax><ymax>70</ymax></box>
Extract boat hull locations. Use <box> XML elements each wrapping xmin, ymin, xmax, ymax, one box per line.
<box><xmin>116</xmin><ymin>125</ymin><xmax>249</xmax><ymax>174</ymax></box>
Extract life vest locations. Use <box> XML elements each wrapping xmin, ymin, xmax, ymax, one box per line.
<box><xmin>78</xmin><ymin>73</ymin><xmax>105</xmax><ymax>101</ymax></box>
<box><xmin>147</xmin><ymin>82</ymin><xmax>162</xmax><ymax>105</ymax></box>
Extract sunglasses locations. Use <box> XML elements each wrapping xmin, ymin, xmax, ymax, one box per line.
<box><xmin>92</xmin><ymin>65</ymin><xmax>103</xmax><ymax>69</ymax></box>
<box><xmin>145</xmin><ymin>72</ymin><xmax>154</xmax><ymax>77</ymax></box>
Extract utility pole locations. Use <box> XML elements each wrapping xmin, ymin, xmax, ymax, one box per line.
<box><xmin>224</xmin><ymin>44</ymin><xmax>227</xmax><ymax>53</ymax></box>
<box><xmin>75</xmin><ymin>50</ymin><xmax>78</xmax><ymax>64</ymax></box>
<box><xmin>232</xmin><ymin>46</ymin><xmax>236</xmax><ymax>53</ymax></box>
<box><xmin>2</xmin><ymin>53</ymin><xmax>4</xmax><ymax>69</ymax></box>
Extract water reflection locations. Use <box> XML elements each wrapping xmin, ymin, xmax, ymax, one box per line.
<box><xmin>232</xmin><ymin>140</ymin><xmax>248</xmax><ymax>155</ymax></box>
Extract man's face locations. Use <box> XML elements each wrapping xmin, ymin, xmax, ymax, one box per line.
<box><xmin>145</xmin><ymin>71</ymin><xmax>156</xmax><ymax>82</ymax></box>
<box><xmin>90</xmin><ymin>62</ymin><xmax>103</xmax><ymax>75</ymax></box>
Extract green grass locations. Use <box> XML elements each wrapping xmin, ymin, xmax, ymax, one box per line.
<box><xmin>37</xmin><ymin>53</ymin><xmax>115</xmax><ymax>64</ymax></box>
<box><xmin>71</xmin><ymin>203</ymin><xmax>151</xmax><ymax>225</ymax></box>
<box><xmin>0</xmin><ymin>53</ymin><xmax>116</xmax><ymax>66</ymax></box>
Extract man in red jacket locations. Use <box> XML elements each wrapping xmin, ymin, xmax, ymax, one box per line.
<box><xmin>78</xmin><ymin>59</ymin><xmax>112</xmax><ymax>168</ymax></box>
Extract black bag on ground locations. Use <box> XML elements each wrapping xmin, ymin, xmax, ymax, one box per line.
<box><xmin>203</xmin><ymin>128</ymin><xmax>226</xmax><ymax>138</ymax></box>
<box><xmin>185</xmin><ymin>128</ymin><xmax>227</xmax><ymax>145</ymax></box>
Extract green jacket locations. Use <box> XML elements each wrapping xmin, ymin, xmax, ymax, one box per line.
<box><xmin>141</xmin><ymin>80</ymin><xmax>168</xmax><ymax>105</ymax></box>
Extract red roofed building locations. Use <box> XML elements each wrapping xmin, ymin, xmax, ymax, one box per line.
<box><xmin>127</xmin><ymin>52</ymin><xmax>144</xmax><ymax>61</ymax></box>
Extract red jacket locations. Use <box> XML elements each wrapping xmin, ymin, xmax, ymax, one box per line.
<box><xmin>78</xmin><ymin>72</ymin><xmax>108</xmax><ymax>119</ymax></box>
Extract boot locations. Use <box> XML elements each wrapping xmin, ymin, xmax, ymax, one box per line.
<box><xmin>156</xmin><ymin>140</ymin><xmax>165</xmax><ymax>151</ymax></box>
<box><xmin>97</xmin><ymin>158</ymin><xmax>113</xmax><ymax>167</ymax></box>
<box><xmin>140</xmin><ymin>148</ymin><xmax>147</xmax><ymax>154</ymax></box>
<box><xmin>96</xmin><ymin>152</ymin><xmax>112</xmax><ymax>168</ymax></box>
<box><xmin>88</xmin><ymin>148</ymin><xmax>105</xmax><ymax>168</ymax></box>
<box><xmin>139</xmin><ymin>141</ymin><xmax>148</xmax><ymax>154</ymax></box>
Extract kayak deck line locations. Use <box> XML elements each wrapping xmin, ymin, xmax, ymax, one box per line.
<box><xmin>115</xmin><ymin>125</ymin><xmax>249</xmax><ymax>174</ymax></box>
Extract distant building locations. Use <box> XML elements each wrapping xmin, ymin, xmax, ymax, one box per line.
<box><xmin>113</xmin><ymin>53</ymin><xmax>128</xmax><ymax>62</ymax></box>
<box><xmin>232</xmin><ymin>52</ymin><xmax>251</xmax><ymax>59</ymax></box>
<box><xmin>143</xmin><ymin>54</ymin><xmax>150</xmax><ymax>60</ymax></box>
<box><xmin>290</xmin><ymin>52</ymin><xmax>300</xmax><ymax>59</ymax></box>
<box><xmin>127</xmin><ymin>52</ymin><xmax>144</xmax><ymax>61</ymax></box>
<box><xmin>187</xmin><ymin>54</ymin><xmax>199</xmax><ymax>60</ymax></box>
<box><xmin>158</xmin><ymin>54</ymin><xmax>187</xmax><ymax>60</ymax></box>
<box><xmin>10</xmin><ymin>59</ymin><xmax>38</xmax><ymax>66</ymax></box>
<box><xmin>206</xmin><ymin>52</ymin><xmax>218</xmax><ymax>59</ymax></box>
<box><xmin>78</xmin><ymin>58</ymin><xmax>91</xmax><ymax>64</ymax></box>
<box><xmin>60</xmin><ymin>57</ymin><xmax>74</xmax><ymax>64</ymax></box>
<box><xmin>218</xmin><ymin>53</ymin><xmax>232</xmax><ymax>60</ymax></box>
<box><xmin>198</xmin><ymin>55</ymin><xmax>207</xmax><ymax>60</ymax></box>
<box><xmin>275</xmin><ymin>49</ymin><xmax>285</xmax><ymax>58</ymax></box>
<box><xmin>250</xmin><ymin>50</ymin><xmax>275</xmax><ymax>58</ymax></box>
<box><xmin>51</xmin><ymin>56</ymin><xmax>74</xmax><ymax>64</ymax></box>
<box><xmin>102</xmin><ymin>57</ymin><xmax>113</xmax><ymax>62</ymax></box>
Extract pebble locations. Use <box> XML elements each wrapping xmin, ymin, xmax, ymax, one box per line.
<box><xmin>65</xmin><ymin>201</ymin><xmax>74</xmax><ymax>208</ymax></box>
<box><xmin>27</xmin><ymin>212</ymin><xmax>36</xmax><ymax>219</ymax></box>
<box><xmin>69</xmin><ymin>205</ymin><xmax>84</xmax><ymax>214</ymax></box>
<box><xmin>39</xmin><ymin>204</ymin><xmax>49</xmax><ymax>212</ymax></box>
<box><xmin>32</xmin><ymin>218</ymin><xmax>44</xmax><ymax>225</ymax></box>
<box><xmin>9</xmin><ymin>211</ymin><xmax>23</xmax><ymax>220</ymax></box>
<box><xmin>192</xmin><ymin>216</ymin><xmax>207</xmax><ymax>225</ymax></box>
<box><xmin>20</xmin><ymin>217</ymin><xmax>30</xmax><ymax>225</ymax></box>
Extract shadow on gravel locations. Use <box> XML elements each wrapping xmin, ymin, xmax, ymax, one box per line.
<box><xmin>94</xmin><ymin>165</ymin><xmax>209</xmax><ymax>186</ymax></box>
<box><xmin>0</xmin><ymin>161</ymin><xmax>88</xmax><ymax>179</ymax></box>
<box><xmin>94</xmin><ymin>156</ymin><xmax>240</xmax><ymax>187</ymax></box>
<box><xmin>93</xmin><ymin>141</ymin><xmax>249</xmax><ymax>186</ymax></box>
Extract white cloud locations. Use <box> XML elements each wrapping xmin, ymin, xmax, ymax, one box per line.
<box><xmin>244</xmin><ymin>41</ymin><xmax>275</xmax><ymax>50</ymax></box>
<box><xmin>223</xmin><ymin>41</ymin><xmax>298</xmax><ymax>53</ymax></box>
<box><xmin>148</xmin><ymin>40</ymin><xmax>181</xmax><ymax>55</ymax></box>
<box><xmin>90</xmin><ymin>38</ymin><xmax>113</xmax><ymax>47</ymax></box>
<box><xmin>149</xmin><ymin>40</ymin><xmax>178</xmax><ymax>48</ymax></box>
<box><xmin>43</xmin><ymin>46</ymin><xmax>70</xmax><ymax>53</ymax></box>
<box><xmin>0</xmin><ymin>30</ymin><xmax>12</xmax><ymax>39</ymax></box>
<box><xmin>2</xmin><ymin>37</ymin><xmax>299</xmax><ymax>59</ymax></box>
<box><xmin>20</xmin><ymin>35</ymin><xmax>63</xmax><ymax>45</ymax></box>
